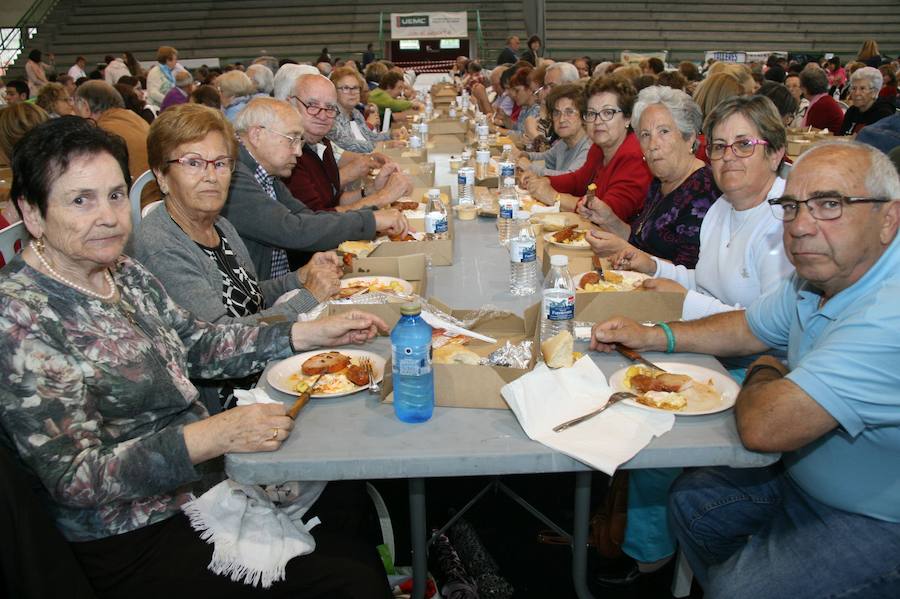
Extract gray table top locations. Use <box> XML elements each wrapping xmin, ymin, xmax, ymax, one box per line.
<box><xmin>226</xmin><ymin>203</ymin><xmax>778</xmax><ymax>485</ymax></box>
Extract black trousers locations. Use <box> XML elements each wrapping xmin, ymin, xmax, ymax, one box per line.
<box><xmin>0</xmin><ymin>446</ymin><xmax>98</xmax><ymax>598</ymax></box>
<box><xmin>71</xmin><ymin>481</ymin><xmax>392</xmax><ymax>599</ymax></box>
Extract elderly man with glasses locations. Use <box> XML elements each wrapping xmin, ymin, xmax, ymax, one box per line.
<box><xmin>590</xmin><ymin>141</ymin><xmax>900</xmax><ymax>599</ymax></box>
<box><xmin>282</xmin><ymin>73</ymin><xmax>412</xmax><ymax>212</ymax></box>
<box><xmin>220</xmin><ymin>97</ymin><xmax>407</xmax><ymax>279</ymax></box>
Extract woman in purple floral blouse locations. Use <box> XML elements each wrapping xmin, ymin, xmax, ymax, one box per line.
<box><xmin>580</xmin><ymin>85</ymin><xmax>718</xmax><ymax>268</ymax></box>
<box><xmin>0</xmin><ymin>117</ymin><xmax>391</xmax><ymax>597</ymax></box>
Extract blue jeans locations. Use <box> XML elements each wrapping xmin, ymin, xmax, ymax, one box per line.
<box><xmin>668</xmin><ymin>465</ymin><xmax>900</xmax><ymax>598</ymax></box>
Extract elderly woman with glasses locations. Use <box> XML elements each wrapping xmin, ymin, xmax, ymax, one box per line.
<box><xmin>0</xmin><ymin>116</ymin><xmax>391</xmax><ymax>597</ymax></box>
<box><xmin>133</xmin><ymin>104</ymin><xmax>343</xmax><ymax>412</ymax></box>
<box><xmin>581</xmin><ymin>86</ymin><xmax>719</xmax><ymax>268</ymax></box>
<box><xmin>327</xmin><ymin>66</ymin><xmax>405</xmax><ymax>153</ymax></box>
<box><xmin>526</xmin><ymin>76</ymin><xmax>652</xmax><ymax>219</ymax></box>
<box><xmin>516</xmin><ymin>83</ymin><xmax>591</xmax><ymax>177</ymax></box>
<box><xmin>592</xmin><ymin>96</ymin><xmax>795</xmax><ymax>585</ymax></box>
<box><xmin>839</xmin><ymin>66</ymin><xmax>896</xmax><ymax>136</ymax></box>
<box><xmin>35</xmin><ymin>82</ymin><xmax>75</xmax><ymax>118</ymax></box>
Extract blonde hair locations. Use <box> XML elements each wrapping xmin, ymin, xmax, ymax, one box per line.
<box><xmin>330</xmin><ymin>66</ymin><xmax>366</xmax><ymax>91</ymax></box>
<box><xmin>147</xmin><ymin>103</ymin><xmax>237</xmax><ymax>174</ymax></box>
<box><xmin>693</xmin><ymin>72</ymin><xmax>744</xmax><ymax>117</ymax></box>
<box><xmin>0</xmin><ymin>103</ymin><xmax>50</xmax><ymax>162</ymax></box>
<box><xmin>35</xmin><ymin>82</ymin><xmax>69</xmax><ymax>114</ymax></box>
<box><xmin>857</xmin><ymin>40</ymin><xmax>881</xmax><ymax>62</ymax></box>
<box><xmin>156</xmin><ymin>45</ymin><xmax>177</xmax><ymax>63</ymax></box>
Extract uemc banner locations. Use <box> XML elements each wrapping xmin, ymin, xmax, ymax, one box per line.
<box><xmin>390</xmin><ymin>12</ymin><xmax>468</xmax><ymax>39</ymax></box>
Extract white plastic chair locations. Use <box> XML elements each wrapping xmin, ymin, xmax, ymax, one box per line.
<box><xmin>0</xmin><ymin>221</ymin><xmax>29</xmax><ymax>266</ymax></box>
<box><xmin>140</xmin><ymin>200</ymin><xmax>163</xmax><ymax>219</ymax></box>
<box><xmin>381</xmin><ymin>108</ymin><xmax>392</xmax><ymax>134</ymax></box>
<box><xmin>129</xmin><ymin>169</ymin><xmax>156</xmax><ymax>227</ymax></box>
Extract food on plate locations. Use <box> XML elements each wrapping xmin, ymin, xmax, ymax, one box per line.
<box><xmin>433</xmin><ymin>345</ymin><xmax>481</xmax><ymax>365</ymax></box>
<box><xmin>576</xmin><ymin>270</ymin><xmax>647</xmax><ymax>293</ymax></box>
<box><xmin>337</xmin><ymin>278</ymin><xmax>410</xmax><ymax>298</ymax></box>
<box><xmin>389</xmin><ymin>231</ymin><xmax>418</xmax><ymax>242</ymax></box>
<box><xmin>541</xmin><ymin>330</ymin><xmax>574</xmax><ymax>369</ymax></box>
<box><xmin>622</xmin><ymin>366</ymin><xmax>720</xmax><ymax>412</ymax></box>
<box><xmin>533</xmin><ymin>213</ymin><xmax>570</xmax><ymax>231</ymax></box>
<box><xmin>421</xmin><ymin>191</ymin><xmax>450</xmax><ymax>204</ymax></box>
<box><xmin>290</xmin><ymin>351</ymin><xmax>371</xmax><ymax>395</ymax></box>
<box><xmin>337</xmin><ymin>240</ymin><xmax>376</xmax><ymax>257</ymax></box>
<box><xmin>551</xmin><ymin>226</ymin><xmax>587</xmax><ymax>245</ymax></box>
<box><xmin>579</xmin><ymin>272</ymin><xmax>601</xmax><ymax>288</ymax></box>
<box><xmin>431</xmin><ymin>328</ymin><xmax>471</xmax><ymax>349</ymax></box>
<box><xmin>301</xmin><ymin>351</ymin><xmax>351</xmax><ymax>375</ymax></box>
<box><xmin>391</xmin><ymin>200</ymin><xmax>422</xmax><ymax>211</ymax></box>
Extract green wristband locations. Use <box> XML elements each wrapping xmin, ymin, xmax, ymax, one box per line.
<box><xmin>657</xmin><ymin>322</ymin><xmax>676</xmax><ymax>354</ymax></box>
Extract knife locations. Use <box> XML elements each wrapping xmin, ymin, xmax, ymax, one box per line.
<box><xmin>288</xmin><ymin>374</ymin><xmax>324</xmax><ymax>419</ymax></box>
<box><xmin>615</xmin><ymin>345</ymin><xmax>668</xmax><ymax>373</ymax></box>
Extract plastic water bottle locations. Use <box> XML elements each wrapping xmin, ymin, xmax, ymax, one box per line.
<box><xmin>425</xmin><ymin>189</ymin><xmax>449</xmax><ymax>240</ymax></box>
<box><xmin>497</xmin><ymin>161</ymin><xmax>516</xmax><ymax>192</ymax></box>
<box><xmin>541</xmin><ymin>255</ymin><xmax>576</xmax><ymax>342</ymax></box>
<box><xmin>497</xmin><ymin>177</ymin><xmax>520</xmax><ymax>245</ymax></box>
<box><xmin>457</xmin><ymin>167</ymin><xmax>475</xmax><ymax>205</ymax></box>
<box><xmin>475</xmin><ymin>149</ymin><xmax>490</xmax><ymax>180</ymax></box>
<box><xmin>391</xmin><ymin>303</ymin><xmax>434</xmax><ymax>423</ymax></box>
<box><xmin>500</xmin><ymin>144</ymin><xmax>513</xmax><ymax>163</ymax></box>
<box><xmin>476</xmin><ymin>124</ymin><xmax>490</xmax><ymax>151</ymax></box>
<box><xmin>419</xmin><ymin>122</ymin><xmax>429</xmax><ymax>145</ymax></box>
<box><xmin>409</xmin><ymin>135</ymin><xmax>423</xmax><ymax>158</ymax></box>
<box><xmin>509</xmin><ymin>211</ymin><xmax>538</xmax><ymax>296</ymax></box>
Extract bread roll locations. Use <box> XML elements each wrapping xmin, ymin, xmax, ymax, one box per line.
<box><xmin>433</xmin><ymin>345</ymin><xmax>481</xmax><ymax>365</ymax></box>
<box><xmin>541</xmin><ymin>330</ymin><xmax>574</xmax><ymax>368</ymax></box>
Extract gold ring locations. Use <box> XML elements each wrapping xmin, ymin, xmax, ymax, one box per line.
<box><xmin>271</xmin><ymin>428</ymin><xmax>278</xmax><ymax>440</ymax></box>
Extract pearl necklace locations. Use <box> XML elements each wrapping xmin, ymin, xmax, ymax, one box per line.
<box><xmin>30</xmin><ymin>240</ymin><xmax>116</xmax><ymax>301</ymax></box>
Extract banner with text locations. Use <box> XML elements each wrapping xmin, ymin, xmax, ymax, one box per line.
<box><xmin>704</xmin><ymin>50</ymin><xmax>787</xmax><ymax>64</ymax></box>
<box><xmin>390</xmin><ymin>12</ymin><xmax>468</xmax><ymax>39</ymax></box>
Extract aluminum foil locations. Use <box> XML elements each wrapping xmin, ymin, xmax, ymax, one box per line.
<box><xmin>486</xmin><ymin>339</ymin><xmax>534</xmax><ymax>369</ymax></box>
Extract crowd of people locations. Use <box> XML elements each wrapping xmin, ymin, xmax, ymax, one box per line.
<box><xmin>0</xmin><ymin>33</ymin><xmax>898</xmax><ymax>598</ymax></box>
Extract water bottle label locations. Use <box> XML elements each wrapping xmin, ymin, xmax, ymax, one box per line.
<box><xmin>457</xmin><ymin>170</ymin><xmax>474</xmax><ymax>185</ymax></box>
<box><xmin>425</xmin><ymin>213</ymin><xmax>448</xmax><ymax>234</ymax></box>
<box><xmin>509</xmin><ymin>239</ymin><xmax>536</xmax><ymax>263</ymax></box>
<box><xmin>499</xmin><ymin>163</ymin><xmax>515</xmax><ymax>179</ymax></box>
<box><xmin>498</xmin><ymin>200</ymin><xmax>519</xmax><ymax>219</ymax></box>
<box><xmin>543</xmin><ymin>289</ymin><xmax>575</xmax><ymax>321</ymax></box>
<box><xmin>394</xmin><ymin>348</ymin><xmax>433</xmax><ymax>376</ymax></box>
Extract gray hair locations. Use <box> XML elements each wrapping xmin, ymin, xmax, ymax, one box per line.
<box><xmin>799</xmin><ymin>66</ymin><xmax>829</xmax><ymax>96</ymax></box>
<box><xmin>233</xmin><ymin>97</ymin><xmax>292</xmax><ymax>134</ymax></box>
<box><xmin>793</xmin><ymin>141</ymin><xmax>900</xmax><ymax>200</ymax></box>
<box><xmin>216</xmin><ymin>70</ymin><xmax>256</xmax><ymax>99</ymax></box>
<box><xmin>546</xmin><ymin>61</ymin><xmax>579</xmax><ymax>83</ymax></box>
<box><xmin>246</xmin><ymin>63</ymin><xmax>274</xmax><ymax>95</ymax></box>
<box><xmin>74</xmin><ymin>80</ymin><xmax>124</xmax><ymax>113</ymax></box>
<box><xmin>632</xmin><ymin>85</ymin><xmax>702</xmax><ymax>141</ymax></box>
<box><xmin>251</xmin><ymin>55</ymin><xmax>279</xmax><ymax>73</ymax></box>
<box><xmin>273</xmin><ymin>63</ymin><xmax>319</xmax><ymax>100</ymax></box>
<box><xmin>850</xmin><ymin>66</ymin><xmax>884</xmax><ymax>94</ymax></box>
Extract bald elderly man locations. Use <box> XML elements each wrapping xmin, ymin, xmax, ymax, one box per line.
<box><xmin>591</xmin><ymin>141</ymin><xmax>900</xmax><ymax>598</ymax></box>
<box><xmin>283</xmin><ymin>73</ymin><xmax>411</xmax><ymax>212</ymax></box>
<box><xmin>220</xmin><ymin>97</ymin><xmax>406</xmax><ymax>279</ymax></box>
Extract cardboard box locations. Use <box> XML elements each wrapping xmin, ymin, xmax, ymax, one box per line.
<box><xmin>370</xmin><ymin>217</ymin><xmax>454</xmax><ymax>265</ymax></box>
<box><xmin>574</xmin><ymin>290</ymin><xmax>684</xmax><ymax>323</ymax></box>
<box><xmin>343</xmin><ymin>253</ymin><xmax>429</xmax><ymax>298</ymax></box>
<box><xmin>377</xmin><ymin>299</ymin><xmax>542</xmax><ymax>409</ymax></box>
<box><xmin>428</xmin><ymin>120</ymin><xmax>468</xmax><ymax>136</ymax></box>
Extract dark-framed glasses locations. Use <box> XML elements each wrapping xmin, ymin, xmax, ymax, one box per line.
<box><xmin>166</xmin><ymin>156</ymin><xmax>235</xmax><ymax>176</ymax></box>
<box><xmin>707</xmin><ymin>138</ymin><xmax>768</xmax><ymax>160</ymax></box>
<box><xmin>259</xmin><ymin>126</ymin><xmax>303</xmax><ymax>149</ymax></box>
<box><xmin>290</xmin><ymin>97</ymin><xmax>339</xmax><ymax>118</ymax></box>
<box><xmin>582</xmin><ymin>108</ymin><xmax>622</xmax><ymax>123</ymax></box>
<box><xmin>768</xmin><ymin>194</ymin><xmax>892</xmax><ymax>222</ymax></box>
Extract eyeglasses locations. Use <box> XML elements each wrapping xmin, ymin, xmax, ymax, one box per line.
<box><xmin>583</xmin><ymin>108</ymin><xmax>622</xmax><ymax>123</ymax></box>
<box><xmin>532</xmin><ymin>86</ymin><xmax>544</xmax><ymax>96</ymax></box>
<box><xmin>166</xmin><ymin>156</ymin><xmax>235</xmax><ymax>176</ymax></box>
<box><xmin>551</xmin><ymin>108</ymin><xmax>580</xmax><ymax>120</ymax></box>
<box><xmin>336</xmin><ymin>85</ymin><xmax>360</xmax><ymax>93</ymax></box>
<box><xmin>290</xmin><ymin>97</ymin><xmax>339</xmax><ymax>118</ymax></box>
<box><xmin>769</xmin><ymin>194</ymin><xmax>892</xmax><ymax>222</ymax></box>
<box><xmin>260</xmin><ymin>126</ymin><xmax>303</xmax><ymax>149</ymax></box>
<box><xmin>707</xmin><ymin>138</ymin><xmax>768</xmax><ymax>160</ymax></box>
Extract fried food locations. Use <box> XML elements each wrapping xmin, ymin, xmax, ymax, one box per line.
<box><xmin>579</xmin><ymin>272</ymin><xmax>600</xmax><ymax>288</ymax></box>
<box><xmin>392</xmin><ymin>201</ymin><xmax>422</xmax><ymax>211</ymax></box>
<box><xmin>301</xmin><ymin>351</ymin><xmax>351</xmax><ymax>376</ymax></box>
<box><xmin>389</xmin><ymin>232</ymin><xmax>417</xmax><ymax>242</ymax></box>
<box><xmin>344</xmin><ymin>364</ymin><xmax>370</xmax><ymax>386</ymax></box>
<box><xmin>552</xmin><ymin>225</ymin><xmax>578</xmax><ymax>243</ymax></box>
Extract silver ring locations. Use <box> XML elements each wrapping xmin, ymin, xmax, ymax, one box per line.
<box><xmin>271</xmin><ymin>428</ymin><xmax>278</xmax><ymax>440</ymax></box>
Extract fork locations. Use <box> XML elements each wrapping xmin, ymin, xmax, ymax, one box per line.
<box><xmin>361</xmin><ymin>358</ymin><xmax>380</xmax><ymax>394</ymax></box>
<box><xmin>552</xmin><ymin>391</ymin><xmax>637</xmax><ymax>432</ymax></box>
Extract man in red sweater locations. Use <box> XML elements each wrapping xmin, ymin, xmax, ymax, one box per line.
<box><xmin>283</xmin><ymin>74</ymin><xmax>411</xmax><ymax>212</ymax></box>
<box><xmin>800</xmin><ymin>67</ymin><xmax>844</xmax><ymax>133</ymax></box>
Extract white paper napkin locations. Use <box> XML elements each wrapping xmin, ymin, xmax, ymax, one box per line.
<box><xmin>234</xmin><ymin>387</ymin><xmax>280</xmax><ymax>406</ymax></box>
<box><xmin>501</xmin><ymin>356</ymin><xmax>675</xmax><ymax>475</ymax></box>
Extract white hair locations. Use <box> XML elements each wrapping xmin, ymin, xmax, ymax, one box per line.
<box><xmin>546</xmin><ymin>62</ymin><xmax>579</xmax><ymax>83</ymax></box>
<box><xmin>592</xmin><ymin>61</ymin><xmax>613</xmax><ymax>78</ymax></box>
<box><xmin>233</xmin><ymin>97</ymin><xmax>292</xmax><ymax>134</ymax></box>
<box><xmin>793</xmin><ymin>141</ymin><xmax>900</xmax><ymax>200</ymax></box>
<box><xmin>850</xmin><ymin>66</ymin><xmax>884</xmax><ymax>94</ymax></box>
<box><xmin>273</xmin><ymin>64</ymin><xmax>319</xmax><ymax>100</ymax></box>
<box><xmin>246</xmin><ymin>63</ymin><xmax>274</xmax><ymax>95</ymax></box>
<box><xmin>632</xmin><ymin>85</ymin><xmax>703</xmax><ymax>140</ymax></box>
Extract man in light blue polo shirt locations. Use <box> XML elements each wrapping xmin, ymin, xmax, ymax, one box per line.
<box><xmin>590</xmin><ymin>141</ymin><xmax>900</xmax><ymax>598</ymax></box>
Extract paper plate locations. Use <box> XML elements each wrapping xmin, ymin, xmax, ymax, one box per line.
<box><xmin>573</xmin><ymin>270</ymin><xmax>650</xmax><ymax>292</ymax></box>
<box><xmin>608</xmin><ymin>362</ymin><xmax>739</xmax><ymax>416</ymax></box>
<box><xmin>544</xmin><ymin>230</ymin><xmax>590</xmax><ymax>248</ymax></box>
<box><xmin>267</xmin><ymin>349</ymin><xmax>385</xmax><ymax>398</ymax></box>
